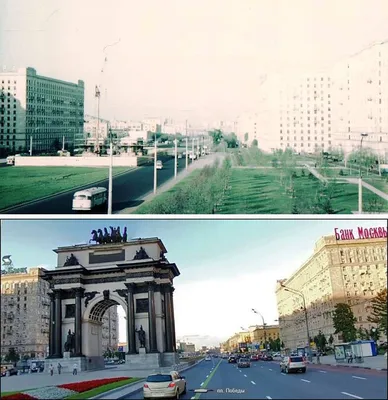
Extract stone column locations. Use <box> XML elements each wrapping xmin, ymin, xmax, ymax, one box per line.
<box><xmin>170</xmin><ymin>287</ymin><xmax>177</xmax><ymax>351</ymax></box>
<box><xmin>164</xmin><ymin>285</ymin><xmax>174</xmax><ymax>353</ymax></box>
<box><xmin>125</xmin><ymin>283</ymin><xmax>136</xmax><ymax>354</ymax></box>
<box><xmin>48</xmin><ymin>292</ymin><xmax>56</xmax><ymax>358</ymax></box>
<box><xmin>53</xmin><ymin>290</ymin><xmax>63</xmax><ymax>358</ymax></box>
<box><xmin>73</xmin><ymin>288</ymin><xmax>85</xmax><ymax>357</ymax></box>
<box><xmin>147</xmin><ymin>282</ymin><xmax>158</xmax><ymax>353</ymax></box>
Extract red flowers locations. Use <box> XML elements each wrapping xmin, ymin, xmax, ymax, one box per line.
<box><xmin>58</xmin><ymin>377</ymin><xmax>129</xmax><ymax>393</ymax></box>
<box><xmin>2</xmin><ymin>394</ymin><xmax>36</xmax><ymax>400</ymax></box>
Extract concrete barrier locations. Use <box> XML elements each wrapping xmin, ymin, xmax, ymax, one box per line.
<box><xmin>14</xmin><ymin>156</ymin><xmax>138</xmax><ymax>167</ymax></box>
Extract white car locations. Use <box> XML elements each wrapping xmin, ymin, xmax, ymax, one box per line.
<box><xmin>143</xmin><ymin>371</ymin><xmax>186</xmax><ymax>399</ymax></box>
<box><xmin>280</xmin><ymin>355</ymin><xmax>306</xmax><ymax>374</ymax></box>
<box><xmin>178</xmin><ymin>153</ymin><xmax>183</xmax><ymax>159</ymax></box>
<box><xmin>205</xmin><ymin>356</ymin><xmax>212</xmax><ymax>361</ymax></box>
<box><xmin>156</xmin><ymin>160</ymin><xmax>163</xmax><ymax>169</ymax></box>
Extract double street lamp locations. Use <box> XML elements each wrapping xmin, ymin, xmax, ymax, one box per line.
<box><xmin>280</xmin><ymin>283</ymin><xmax>312</xmax><ymax>362</ymax></box>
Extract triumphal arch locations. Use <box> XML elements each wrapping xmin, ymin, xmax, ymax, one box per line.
<box><xmin>43</xmin><ymin>227</ymin><xmax>180</xmax><ymax>371</ymax></box>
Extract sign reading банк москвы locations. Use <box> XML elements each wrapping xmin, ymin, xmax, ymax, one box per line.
<box><xmin>334</xmin><ymin>226</ymin><xmax>387</xmax><ymax>241</ymax></box>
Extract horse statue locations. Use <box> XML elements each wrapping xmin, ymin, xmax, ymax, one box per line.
<box><xmin>89</xmin><ymin>230</ymin><xmax>98</xmax><ymax>243</ymax></box>
<box><xmin>122</xmin><ymin>227</ymin><xmax>128</xmax><ymax>243</ymax></box>
<box><xmin>115</xmin><ymin>226</ymin><xmax>122</xmax><ymax>243</ymax></box>
<box><xmin>103</xmin><ymin>227</ymin><xmax>110</xmax><ymax>243</ymax></box>
<box><xmin>110</xmin><ymin>226</ymin><xmax>116</xmax><ymax>242</ymax></box>
<box><xmin>97</xmin><ymin>229</ymin><xmax>104</xmax><ymax>244</ymax></box>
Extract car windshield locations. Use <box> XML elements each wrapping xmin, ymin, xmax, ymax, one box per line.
<box><xmin>239</xmin><ymin>358</ymin><xmax>248</xmax><ymax>362</ymax></box>
<box><xmin>290</xmin><ymin>356</ymin><xmax>304</xmax><ymax>362</ymax></box>
<box><xmin>146</xmin><ymin>374</ymin><xmax>172</xmax><ymax>382</ymax></box>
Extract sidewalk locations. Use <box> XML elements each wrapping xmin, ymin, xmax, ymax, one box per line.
<box><xmin>307</xmin><ymin>354</ymin><xmax>387</xmax><ymax>371</ymax></box>
<box><xmin>116</xmin><ymin>153</ymin><xmax>226</xmax><ymax>214</ymax></box>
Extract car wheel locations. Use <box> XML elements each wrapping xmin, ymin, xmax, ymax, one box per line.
<box><xmin>175</xmin><ymin>390</ymin><xmax>180</xmax><ymax>399</ymax></box>
<box><xmin>302</xmin><ymin>368</ymin><xmax>306</xmax><ymax>373</ymax></box>
<box><xmin>182</xmin><ymin>383</ymin><xmax>187</xmax><ymax>394</ymax></box>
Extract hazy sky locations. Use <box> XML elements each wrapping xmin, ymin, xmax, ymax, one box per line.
<box><xmin>1</xmin><ymin>0</ymin><xmax>387</xmax><ymax>123</ymax></box>
<box><xmin>1</xmin><ymin>218</ymin><xmax>385</xmax><ymax>347</ymax></box>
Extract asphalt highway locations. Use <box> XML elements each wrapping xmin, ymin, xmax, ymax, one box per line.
<box><xmin>121</xmin><ymin>358</ymin><xmax>388</xmax><ymax>400</ymax></box>
<box><xmin>4</xmin><ymin>157</ymin><xmax>190</xmax><ymax>214</ymax></box>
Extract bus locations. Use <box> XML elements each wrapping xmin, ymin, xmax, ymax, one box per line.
<box><xmin>6</xmin><ymin>156</ymin><xmax>15</xmax><ymax>165</ymax></box>
<box><xmin>72</xmin><ymin>187</ymin><xmax>108</xmax><ymax>212</ymax></box>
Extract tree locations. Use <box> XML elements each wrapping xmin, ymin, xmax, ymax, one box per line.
<box><xmin>367</xmin><ymin>288</ymin><xmax>387</xmax><ymax>337</ymax></box>
<box><xmin>223</xmin><ymin>133</ymin><xmax>238</xmax><ymax>148</ymax></box>
<box><xmin>280</xmin><ymin>341</ymin><xmax>285</xmax><ymax>349</ymax></box>
<box><xmin>209</xmin><ymin>129</ymin><xmax>223</xmax><ymax>145</ymax></box>
<box><xmin>4</xmin><ymin>348</ymin><xmax>20</xmax><ymax>363</ymax></box>
<box><xmin>251</xmin><ymin>139</ymin><xmax>258</xmax><ymax>147</ymax></box>
<box><xmin>244</xmin><ymin>132</ymin><xmax>249</xmax><ymax>143</ymax></box>
<box><xmin>356</xmin><ymin>327</ymin><xmax>369</xmax><ymax>340</ymax></box>
<box><xmin>313</xmin><ymin>330</ymin><xmax>327</xmax><ymax>351</ymax></box>
<box><xmin>332</xmin><ymin>303</ymin><xmax>357</xmax><ymax>342</ymax></box>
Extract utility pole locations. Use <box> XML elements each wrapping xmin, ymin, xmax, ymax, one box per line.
<box><xmin>29</xmin><ymin>135</ymin><xmax>33</xmax><ymax>156</ymax></box>
<box><xmin>185</xmin><ymin>120</ymin><xmax>188</xmax><ymax>170</ymax></box>
<box><xmin>191</xmin><ymin>137</ymin><xmax>195</xmax><ymax>165</ymax></box>
<box><xmin>174</xmin><ymin>137</ymin><xmax>178</xmax><ymax>179</ymax></box>
<box><xmin>358</xmin><ymin>133</ymin><xmax>368</xmax><ymax>214</ymax></box>
<box><xmin>153</xmin><ymin>132</ymin><xmax>157</xmax><ymax>193</ymax></box>
<box><xmin>95</xmin><ymin>85</ymin><xmax>101</xmax><ymax>156</ymax></box>
<box><xmin>108</xmin><ymin>126</ymin><xmax>113</xmax><ymax>214</ymax></box>
<box><xmin>62</xmin><ymin>135</ymin><xmax>65</xmax><ymax>151</ymax></box>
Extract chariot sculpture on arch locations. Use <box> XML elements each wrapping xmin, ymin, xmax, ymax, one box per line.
<box><xmin>89</xmin><ymin>227</ymin><xmax>128</xmax><ymax>244</ymax></box>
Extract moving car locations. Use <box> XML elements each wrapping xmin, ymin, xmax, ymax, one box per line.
<box><xmin>143</xmin><ymin>371</ymin><xmax>186</xmax><ymax>399</ymax></box>
<box><xmin>263</xmin><ymin>354</ymin><xmax>273</xmax><ymax>361</ymax></box>
<box><xmin>1</xmin><ymin>367</ymin><xmax>18</xmax><ymax>377</ymax></box>
<box><xmin>250</xmin><ymin>355</ymin><xmax>258</xmax><ymax>361</ymax></box>
<box><xmin>228</xmin><ymin>356</ymin><xmax>237</xmax><ymax>364</ymax></box>
<box><xmin>280</xmin><ymin>356</ymin><xmax>306</xmax><ymax>374</ymax></box>
<box><xmin>205</xmin><ymin>356</ymin><xmax>212</xmax><ymax>361</ymax></box>
<box><xmin>237</xmin><ymin>358</ymin><xmax>250</xmax><ymax>368</ymax></box>
<box><xmin>156</xmin><ymin>160</ymin><xmax>163</xmax><ymax>170</ymax></box>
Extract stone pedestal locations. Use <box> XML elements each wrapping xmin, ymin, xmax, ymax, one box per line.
<box><xmin>139</xmin><ymin>347</ymin><xmax>146</xmax><ymax>355</ymax></box>
<box><xmin>162</xmin><ymin>352</ymin><xmax>180</xmax><ymax>367</ymax></box>
<box><xmin>63</xmin><ymin>352</ymin><xmax>71</xmax><ymax>359</ymax></box>
<box><xmin>126</xmin><ymin>352</ymin><xmax>162</xmax><ymax>369</ymax></box>
<box><xmin>45</xmin><ymin>357</ymin><xmax>88</xmax><ymax>373</ymax></box>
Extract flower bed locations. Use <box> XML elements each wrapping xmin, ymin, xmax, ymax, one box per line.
<box><xmin>58</xmin><ymin>377</ymin><xmax>129</xmax><ymax>393</ymax></box>
<box><xmin>2</xmin><ymin>377</ymin><xmax>133</xmax><ymax>400</ymax></box>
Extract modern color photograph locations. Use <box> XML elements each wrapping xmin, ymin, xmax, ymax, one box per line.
<box><xmin>1</xmin><ymin>218</ymin><xmax>387</xmax><ymax>399</ymax></box>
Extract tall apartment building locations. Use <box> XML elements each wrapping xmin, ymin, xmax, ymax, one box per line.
<box><xmin>1</xmin><ymin>267</ymin><xmax>119</xmax><ymax>359</ymax></box>
<box><xmin>0</xmin><ymin>67</ymin><xmax>84</xmax><ymax>156</ymax></box>
<box><xmin>275</xmin><ymin>232</ymin><xmax>387</xmax><ymax>350</ymax></box>
<box><xmin>331</xmin><ymin>41</ymin><xmax>388</xmax><ymax>160</ymax></box>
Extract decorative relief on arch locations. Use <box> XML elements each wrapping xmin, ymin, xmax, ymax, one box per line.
<box><xmin>84</xmin><ymin>291</ymin><xmax>99</xmax><ymax>308</ymax></box>
<box><xmin>114</xmin><ymin>289</ymin><xmax>128</xmax><ymax>304</ymax></box>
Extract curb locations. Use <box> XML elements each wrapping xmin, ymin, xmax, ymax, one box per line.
<box><xmin>91</xmin><ymin>378</ymin><xmax>145</xmax><ymax>400</ymax></box>
<box><xmin>108</xmin><ymin>359</ymin><xmax>205</xmax><ymax>399</ymax></box>
<box><xmin>307</xmin><ymin>362</ymin><xmax>387</xmax><ymax>371</ymax></box>
<box><xmin>1</xmin><ymin>167</ymin><xmax>137</xmax><ymax>214</ymax></box>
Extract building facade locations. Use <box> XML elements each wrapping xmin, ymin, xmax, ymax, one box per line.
<box><xmin>250</xmin><ymin>324</ymin><xmax>280</xmax><ymax>348</ymax></box>
<box><xmin>0</xmin><ymin>267</ymin><xmax>119</xmax><ymax>360</ymax></box>
<box><xmin>0</xmin><ymin>67</ymin><xmax>84</xmax><ymax>155</ymax></box>
<box><xmin>276</xmin><ymin>232</ymin><xmax>387</xmax><ymax>350</ymax></box>
<box><xmin>83</xmin><ymin>115</ymin><xmax>109</xmax><ymax>147</ymax></box>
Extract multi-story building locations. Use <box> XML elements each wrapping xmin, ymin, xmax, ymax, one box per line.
<box><xmin>331</xmin><ymin>40</ymin><xmax>388</xmax><ymax>160</ymax></box>
<box><xmin>178</xmin><ymin>342</ymin><xmax>195</xmax><ymax>353</ymax></box>
<box><xmin>0</xmin><ymin>67</ymin><xmax>84</xmax><ymax>156</ymax></box>
<box><xmin>236</xmin><ymin>112</ymin><xmax>259</xmax><ymax>146</ymax></box>
<box><xmin>1</xmin><ymin>267</ymin><xmax>119</xmax><ymax>359</ymax></box>
<box><xmin>250</xmin><ymin>324</ymin><xmax>280</xmax><ymax>348</ymax></box>
<box><xmin>83</xmin><ymin>115</ymin><xmax>109</xmax><ymax>147</ymax></box>
<box><xmin>275</xmin><ymin>232</ymin><xmax>387</xmax><ymax>350</ymax></box>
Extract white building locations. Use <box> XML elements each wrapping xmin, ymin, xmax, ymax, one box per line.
<box><xmin>236</xmin><ymin>112</ymin><xmax>259</xmax><ymax>146</ymax></box>
<box><xmin>83</xmin><ymin>115</ymin><xmax>109</xmax><ymax>146</ymax></box>
<box><xmin>330</xmin><ymin>40</ymin><xmax>388</xmax><ymax>158</ymax></box>
<box><xmin>0</xmin><ymin>67</ymin><xmax>84</xmax><ymax>155</ymax></box>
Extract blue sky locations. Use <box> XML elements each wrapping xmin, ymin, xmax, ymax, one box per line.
<box><xmin>1</xmin><ymin>219</ymin><xmax>386</xmax><ymax>347</ymax></box>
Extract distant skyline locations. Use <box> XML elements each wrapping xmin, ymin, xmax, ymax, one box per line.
<box><xmin>1</xmin><ymin>218</ymin><xmax>386</xmax><ymax>347</ymax></box>
<box><xmin>1</xmin><ymin>0</ymin><xmax>388</xmax><ymax>123</ymax></box>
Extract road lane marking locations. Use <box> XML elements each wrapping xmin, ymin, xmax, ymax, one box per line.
<box><xmin>251</xmin><ymin>381</ymin><xmax>256</xmax><ymax>385</ymax></box>
<box><xmin>206</xmin><ymin>375</ymin><xmax>209</xmax><ymax>378</ymax></box>
<box><xmin>200</xmin><ymin>382</ymin><xmax>204</xmax><ymax>386</ymax></box>
<box><xmin>352</xmin><ymin>376</ymin><xmax>366</xmax><ymax>380</ymax></box>
<box><xmin>261</xmin><ymin>366</ymin><xmax>263</xmax><ymax>368</ymax></box>
<box><xmin>266</xmin><ymin>397</ymin><xmax>272</xmax><ymax>399</ymax></box>
<box><xmin>301</xmin><ymin>379</ymin><xmax>310</xmax><ymax>383</ymax></box>
<box><xmin>194</xmin><ymin>359</ymin><xmax>222</xmax><ymax>400</ymax></box>
<box><xmin>244</xmin><ymin>374</ymin><xmax>247</xmax><ymax>377</ymax></box>
<box><xmin>281</xmin><ymin>373</ymin><xmax>286</xmax><ymax>376</ymax></box>
<box><xmin>319</xmin><ymin>370</ymin><xmax>327</xmax><ymax>373</ymax></box>
<box><xmin>191</xmin><ymin>397</ymin><xmax>195</xmax><ymax>399</ymax></box>
<box><xmin>269</xmin><ymin>368</ymin><xmax>273</xmax><ymax>371</ymax></box>
<box><xmin>341</xmin><ymin>392</ymin><xmax>363</xmax><ymax>399</ymax></box>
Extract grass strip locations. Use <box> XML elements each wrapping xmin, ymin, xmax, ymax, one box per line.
<box><xmin>65</xmin><ymin>377</ymin><xmax>140</xmax><ymax>399</ymax></box>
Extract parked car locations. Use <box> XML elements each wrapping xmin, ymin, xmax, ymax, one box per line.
<box><xmin>237</xmin><ymin>358</ymin><xmax>251</xmax><ymax>368</ymax></box>
<box><xmin>1</xmin><ymin>367</ymin><xmax>18</xmax><ymax>377</ymax></box>
<box><xmin>250</xmin><ymin>355</ymin><xmax>258</xmax><ymax>361</ymax></box>
<box><xmin>143</xmin><ymin>371</ymin><xmax>186</xmax><ymax>399</ymax></box>
<box><xmin>280</xmin><ymin>356</ymin><xmax>306</xmax><ymax>374</ymax></box>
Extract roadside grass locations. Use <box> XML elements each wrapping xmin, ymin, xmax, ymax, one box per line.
<box><xmin>1</xmin><ymin>390</ymin><xmax>23</xmax><ymax>396</ymax></box>
<box><xmin>66</xmin><ymin>377</ymin><xmax>140</xmax><ymax>399</ymax></box>
<box><xmin>220</xmin><ymin>169</ymin><xmax>388</xmax><ymax>214</ymax></box>
<box><xmin>134</xmin><ymin>158</ymin><xmax>231</xmax><ymax>214</ymax></box>
<box><xmin>180</xmin><ymin>356</ymin><xmax>204</xmax><ymax>362</ymax></box>
<box><xmin>0</xmin><ymin>166</ymin><xmax>134</xmax><ymax>211</ymax></box>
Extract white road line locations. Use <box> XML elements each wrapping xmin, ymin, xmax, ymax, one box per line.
<box><xmin>341</xmin><ymin>392</ymin><xmax>363</xmax><ymax>399</ymax></box>
<box><xmin>244</xmin><ymin>374</ymin><xmax>247</xmax><ymax>377</ymax></box>
<box><xmin>301</xmin><ymin>379</ymin><xmax>311</xmax><ymax>383</ymax></box>
<box><xmin>206</xmin><ymin>375</ymin><xmax>209</xmax><ymax>378</ymax></box>
<box><xmin>261</xmin><ymin>366</ymin><xmax>263</xmax><ymax>368</ymax></box>
<box><xmin>266</xmin><ymin>397</ymin><xmax>272</xmax><ymax>400</ymax></box>
<box><xmin>251</xmin><ymin>381</ymin><xmax>256</xmax><ymax>385</ymax></box>
<box><xmin>281</xmin><ymin>373</ymin><xmax>286</xmax><ymax>376</ymax></box>
<box><xmin>319</xmin><ymin>370</ymin><xmax>327</xmax><ymax>373</ymax></box>
<box><xmin>269</xmin><ymin>368</ymin><xmax>273</xmax><ymax>371</ymax></box>
<box><xmin>352</xmin><ymin>376</ymin><xmax>366</xmax><ymax>380</ymax></box>
<box><xmin>191</xmin><ymin>397</ymin><xmax>195</xmax><ymax>399</ymax></box>
<box><xmin>200</xmin><ymin>382</ymin><xmax>204</xmax><ymax>386</ymax></box>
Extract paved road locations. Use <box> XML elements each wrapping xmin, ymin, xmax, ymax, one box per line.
<box><xmin>122</xmin><ymin>358</ymin><xmax>387</xmax><ymax>399</ymax></box>
<box><xmin>4</xmin><ymin>157</ymin><xmax>192</xmax><ymax>214</ymax></box>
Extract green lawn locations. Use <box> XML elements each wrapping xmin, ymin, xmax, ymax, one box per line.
<box><xmin>220</xmin><ymin>169</ymin><xmax>388</xmax><ymax>214</ymax></box>
<box><xmin>0</xmin><ymin>166</ymin><xmax>134</xmax><ymax>211</ymax></box>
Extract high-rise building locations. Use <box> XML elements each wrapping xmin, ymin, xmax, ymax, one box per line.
<box><xmin>0</xmin><ymin>67</ymin><xmax>84</xmax><ymax>156</ymax></box>
<box><xmin>275</xmin><ymin>231</ymin><xmax>387</xmax><ymax>350</ymax></box>
<box><xmin>1</xmin><ymin>267</ymin><xmax>119</xmax><ymax>359</ymax></box>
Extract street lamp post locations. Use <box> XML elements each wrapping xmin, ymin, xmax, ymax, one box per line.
<box><xmin>185</xmin><ymin>120</ymin><xmax>189</xmax><ymax>170</ymax></box>
<box><xmin>174</xmin><ymin>137</ymin><xmax>178</xmax><ymax>179</ymax></box>
<box><xmin>107</xmin><ymin>126</ymin><xmax>113</xmax><ymax>214</ymax></box>
<box><xmin>252</xmin><ymin>309</ymin><xmax>267</xmax><ymax>350</ymax></box>
<box><xmin>191</xmin><ymin>137</ymin><xmax>195</xmax><ymax>165</ymax></box>
<box><xmin>153</xmin><ymin>132</ymin><xmax>157</xmax><ymax>193</ymax></box>
<box><xmin>358</xmin><ymin>133</ymin><xmax>368</xmax><ymax>214</ymax></box>
<box><xmin>280</xmin><ymin>283</ymin><xmax>312</xmax><ymax>362</ymax></box>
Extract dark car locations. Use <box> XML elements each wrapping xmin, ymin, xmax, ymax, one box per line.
<box><xmin>228</xmin><ymin>357</ymin><xmax>237</xmax><ymax>364</ymax></box>
<box><xmin>263</xmin><ymin>355</ymin><xmax>273</xmax><ymax>361</ymax></box>
<box><xmin>237</xmin><ymin>358</ymin><xmax>251</xmax><ymax>368</ymax></box>
<box><xmin>1</xmin><ymin>367</ymin><xmax>18</xmax><ymax>377</ymax></box>
<box><xmin>250</xmin><ymin>355</ymin><xmax>258</xmax><ymax>361</ymax></box>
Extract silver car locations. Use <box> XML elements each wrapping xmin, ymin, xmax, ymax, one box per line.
<box><xmin>280</xmin><ymin>355</ymin><xmax>306</xmax><ymax>374</ymax></box>
<box><xmin>143</xmin><ymin>371</ymin><xmax>187</xmax><ymax>399</ymax></box>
